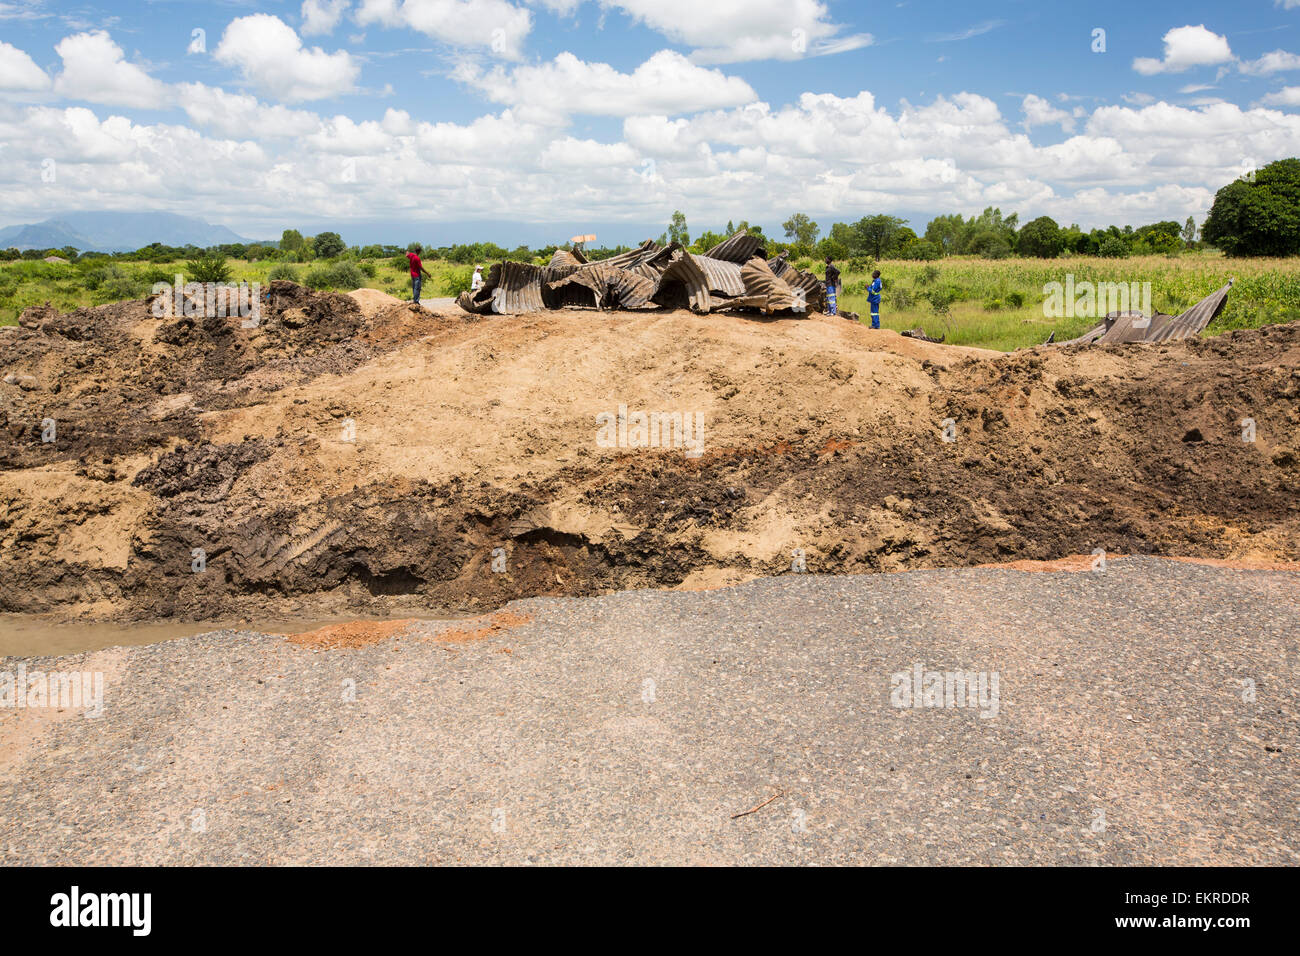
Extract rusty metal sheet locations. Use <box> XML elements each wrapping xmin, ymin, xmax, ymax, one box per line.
<box><xmin>736</xmin><ymin>256</ymin><xmax>800</xmax><ymax>312</ymax></box>
<box><xmin>547</xmin><ymin>263</ymin><xmax>658</xmax><ymax>310</ymax></box>
<box><xmin>1148</xmin><ymin>281</ymin><xmax>1232</xmax><ymax>342</ymax></box>
<box><xmin>1054</xmin><ymin>281</ymin><xmax>1232</xmax><ymax>346</ymax></box>
<box><xmin>549</xmin><ymin>249</ymin><xmax>584</xmax><ymax>268</ymax></box>
<box><xmin>652</xmin><ymin>254</ymin><xmax>745</xmax><ymax>312</ymax></box>
<box><xmin>705</xmin><ymin>230</ymin><xmax>767</xmax><ymax>264</ymax></box>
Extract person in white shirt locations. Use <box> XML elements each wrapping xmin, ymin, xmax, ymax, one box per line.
<box><xmin>471</xmin><ymin>265</ymin><xmax>484</xmax><ymax>292</ymax></box>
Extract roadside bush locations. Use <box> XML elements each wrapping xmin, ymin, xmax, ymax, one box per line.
<box><xmin>304</xmin><ymin>261</ymin><xmax>364</xmax><ymax>291</ymax></box>
<box><xmin>440</xmin><ymin>267</ymin><xmax>473</xmax><ymax>296</ymax></box>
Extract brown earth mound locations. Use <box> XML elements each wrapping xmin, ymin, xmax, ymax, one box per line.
<box><xmin>1</xmin><ymin>283</ymin><xmax>1297</xmax><ymax>621</ymax></box>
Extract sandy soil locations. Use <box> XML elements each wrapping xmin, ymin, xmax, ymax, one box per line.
<box><xmin>1</xmin><ymin>282</ymin><xmax>1297</xmax><ymax>622</ymax></box>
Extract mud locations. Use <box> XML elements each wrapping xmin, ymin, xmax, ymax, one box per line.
<box><xmin>1</xmin><ymin>285</ymin><xmax>1297</xmax><ymax>626</ymax></box>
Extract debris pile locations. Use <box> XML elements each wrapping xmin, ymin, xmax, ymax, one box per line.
<box><xmin>457</xmin><ymin>231</ymin><xmax>827</xmax><ymax>316</ymax></box>
<box><xmin>1049</xmin><ymin>280</ymin><xmax>1233</xmax><ymax>346</ymax></box>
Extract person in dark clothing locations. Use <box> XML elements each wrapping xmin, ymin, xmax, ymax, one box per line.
<box><xmin>824</xmin><ymin>257</ymin><xmax>841</xmax><ymax>316</ymax></box>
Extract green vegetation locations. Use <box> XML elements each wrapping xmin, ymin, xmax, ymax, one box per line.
<box><xmin>835</xmin><ymin>254</ymin><xmax>1300</xmax><ymax>351</ymax></box>
<box><xmin>6</xmin><ymin>160</ymin><xmax>1300</xmax><ymax>350</ymax></box>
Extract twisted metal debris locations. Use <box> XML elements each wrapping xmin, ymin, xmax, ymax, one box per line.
<box><xmin>1049</xmin><ymin>280</ymin><xmax>1233</xmax><ymax>346</ymax></box>
<box><xmin>457</xmin><ymin>231</ymin><xmax>826</xmax><ymax>316</ymax></box>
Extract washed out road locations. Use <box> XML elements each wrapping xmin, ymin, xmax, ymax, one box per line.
<box><xmin>1</xmin><ymin>556</ymin><xmax>1296</xmax><ymax>865</ymax></box>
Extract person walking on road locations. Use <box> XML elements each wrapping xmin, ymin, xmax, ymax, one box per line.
<box><xmin>867</xmin><ymin>269</ymin><xmax>883</xmax><ymax>328</ymax></box>
<box><xmin>406</xmin><ymin>245</ymin><xmax>431</xmax><ymax>306</ymax></box>
<box><xmin>824</xmin><ymin>257</ymin><xmax>840</xmax><ymax>316</ymax></box>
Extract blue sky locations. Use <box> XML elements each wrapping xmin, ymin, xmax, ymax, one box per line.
<box><xmin>3</xmin><ymin>0</ymin><xmax>1300</xmax><ymax>245</ymax></box>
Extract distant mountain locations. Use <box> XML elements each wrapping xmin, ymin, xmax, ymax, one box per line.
<box><xmin>0</xmin><ymin>211</ymin><xmax>258</xmax><ymax>252</ymax></box>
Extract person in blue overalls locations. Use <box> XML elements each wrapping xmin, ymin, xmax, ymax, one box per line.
<box><xmin>867</xmin><ymin>269</ymin><xmax>883</xmax><ymax>328</ymax></box>
<box><xmin>823</xmin><ymin>257</ymin><xmax>840</xmax><ymax>316</ymax></box>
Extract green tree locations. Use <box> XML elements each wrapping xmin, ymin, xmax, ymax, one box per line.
<box><xmin>1201</xmin><ymin>160</ymin><xmax>1300</xmax><ymax>257</ymax></box>
<box><xmin>854</xmin><ymin>214</ymin><xmax>906</xmax><ymax>259</ymax></box>
<box><xmin>280</xmin><ymin>229</ymin><xmax>305</xmax><ymax>254</ymax></box>
<box><xmin>924</xmin><ymin>214</ymin><xmax>964</xmax><ymax>255</ymax></box>
<box><xmin>782</xmin><ymin>212</ymin><xmax>820</xmax><ymax>247</ymax></box>
<box><xmin>1016</xmin><ymin>216</ymin><xmax>1065</xmax><ymax>258</ymax></box>
<box><xmin>313</xmin><ymin>231</ymin><xmax>345</xmax><ymax>259</ymax></box>
<box><xmin>1097</xmin><ymin>236</ymin><xmax>1130</xmax><ymax>258</ymax></box>
<box><xmin>1201</xmin><ymin>159</ymin><xmax>1300</xmax><ymax>256</ymax></box>
<box><xmin>667</xmin><ymin>210</ymin><xmax>690</xmax><ymax>246</ymax></box>
<box><xmin>1182</xmin><ymin>216</ymin><xmax>1197</xmax><ymax>247</ymax></box>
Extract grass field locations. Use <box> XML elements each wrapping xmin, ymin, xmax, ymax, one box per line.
<box><xmin>3</xmin><ymin>251</ymin><xmax>1299</xmax><ymax>351</ymax></box>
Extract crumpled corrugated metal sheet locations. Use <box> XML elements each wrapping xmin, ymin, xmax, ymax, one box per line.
<box><xmin>652</xmin><ymin>253</ymin><xmax>746</xmax><ymax>312</ymax></box>
<box><xmin>705</xmin><ymin>231</ymin><xmax>767</xmax><ymax>264</ymax></box>
<box><xmin>547</xmin><ymin>262</ymin><xmax>659</xmax><ymax>309</ymax></box>
<box><xmin>549</xmin><ymin>249</ymin><xmax>584</xmax><ymax>268</ymax></box>
<box><xmin>459</xmin><ymin>231</ymin><xmax>830</xmax><ymax>317</ymax></box>
<box><xmin>1053</xmin><ymin>281</ymin><xmax>1232</xmax><ymax>346</ymax></box>
<box><xmin>735</xmin><ymin>256</ymin><xmax>800</xmax><ymax>312</ymax></box>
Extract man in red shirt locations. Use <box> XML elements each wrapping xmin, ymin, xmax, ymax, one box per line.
<box><xmin>406</xmin><ymin>245</ymin><xmax>431</xmax><ymax>305</ymax></box>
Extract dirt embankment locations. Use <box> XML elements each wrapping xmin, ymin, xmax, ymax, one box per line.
<box><xmin>1</xmin><ymin>283</ymin><xmax>1297</xmax><ymax>621</ymax></box>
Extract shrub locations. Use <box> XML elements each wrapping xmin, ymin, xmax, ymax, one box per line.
<box><xmin>360</xmin><ymin>261</ymin><xmax>377</xmax><ymax>278</ymax></box>
<box><xmin>916</xmin><ymin>265</ymin><xmax>941</xmax><ymax>287</ymax></box>
<box><xmin>983</xmin><ymin>298</ymin><xmax>1004</xmax><ymax>311</ymax></box>
<box><xmin>888</xmin><ymin>286</ymin><xmax>913</xmax><ymax>311</ymax></box>
<box><xmin>440</xmin><ymin>267</ymin><xmax>473</xmax><ymax>296</ymax></box>
<box><xmin>186</xmin><ymin>252</ymin><xmax>231</xmax><ymax>284</ymax></box>
<box><xmin>1097</xmin><ymin>237</ymin><xmax>1130</xmax><ymax>259</ymax></box>
<box><xmin>268</xmin><ymin>263</ymin><xmax>300</xmax><ymax>282</ymax></box>
<box><xmin>1006</xmin><ymin>290</ymin><xmax>1025</xmax><ymax>308</ymax></box>
<box><xmin>847</xmin><ymin>255</ymin><xmax>875</xmax><ymax>274</ymax></box>
<box><xmin>795</xmin><ymin>258</ymin><xmax>813</xmax><ymax>271</ymax></box>
<box><xmin>303</xmin><ymin>261</ymin><xmax>364</xmax><ymax>291</ymax></box>
<box><xmin>923</xmin><ymin>285</ymin><xmax>958</xmax><ymax>316</ymax></box>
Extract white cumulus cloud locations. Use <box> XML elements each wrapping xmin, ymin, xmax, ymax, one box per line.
<box><xmin>1133</xmin><ymin>25</ymin><xmax>1233</xmax><ymax>75</ymax></box>
<box><xmin>215</xmin><ymin>14</ymin><xmax>359</xmax><ymax>102</ymax></box>
<box><xmin>595</xmin><ymin>0</ymin><xmax>871</xmax><ymax>64</ymax></box>
<box><xmin>302</xmin><ymin>0</ymin><xmax>351</xmax><ymax>35</ymax></box>
<box><xmin>52</xmin><ymin>31</ymin><xmax>168</xmax><ymax>108</ymax></box>
<box><xmin>0</xmin><ymin>39</ymin><xmax>50</xmax><ymax>91</ymax></box>
<box><xmin>453</xmin><ymin>50</ymin><xmax>758</xmax><ymax>123</ymax></box>
<box><xmin>356</xmin><ymin>0</ymin><xmax>533</xmax><ymax>59</ymax></box>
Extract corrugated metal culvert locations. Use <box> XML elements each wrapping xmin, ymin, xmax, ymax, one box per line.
<box><xmin>458</xmin><ymin>230</ymin><xmax>829</xmax><ymax>318</ymax></box>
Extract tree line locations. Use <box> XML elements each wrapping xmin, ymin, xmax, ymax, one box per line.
<box><xmin>7</xmin><ymin>158</ymin><xmax>1299</xmax><ymax>266</ymax></box>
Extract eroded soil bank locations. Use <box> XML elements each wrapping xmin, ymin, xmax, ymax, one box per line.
<box><xmin>2</xmin><ymin>284</ymin><xmax>1297</xmax><ymax>623</ymax></box>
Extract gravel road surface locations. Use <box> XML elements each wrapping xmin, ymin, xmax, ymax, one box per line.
<box><xmin>2</xmin><ymin>557</ymin><xmax>1296</xmax><ymax>865</ymax></box>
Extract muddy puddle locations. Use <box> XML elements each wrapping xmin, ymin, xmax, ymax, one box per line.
<box><xmin>0</xmin><ymin>612</ymin><xmax>458</xmax><ymax>658</ymax></box>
